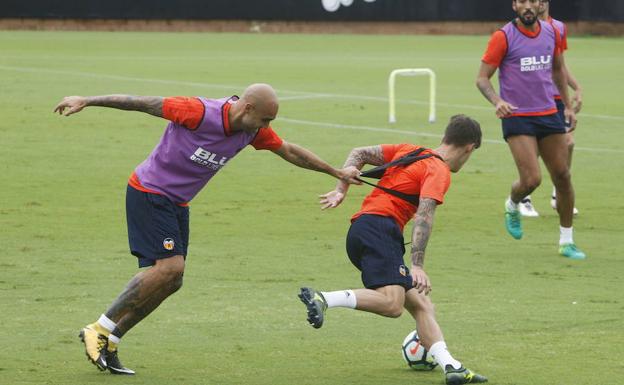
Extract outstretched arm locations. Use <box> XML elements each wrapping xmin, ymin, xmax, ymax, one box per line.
<box><xmin>54</xmin><ymin>95</ymin><xmax>164</xmax><ymax>118</ymax></box>
<box><xmin>319</xmin><ymin>145</ymin><xmax>384</xmax><ymax>209</ymax></box>
<box><xmin>273</xmin><ymin>141</ymin><xmax>360</xmax><ymax>184</ymax></box>
<box><xmin>409</xmin><ymin>197</ymin><xmax>438</xmax><ymax>294</ymax></box>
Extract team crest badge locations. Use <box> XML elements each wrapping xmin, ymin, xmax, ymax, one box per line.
<box><xmin>399</xmin><ymin>265</ymin><xmax>408</xmax><ymax>277</ymax></box>
<box><xmin>163</xmin><ymin>238</ymin><xmax>175</xmax><ymax>251</ymax></box>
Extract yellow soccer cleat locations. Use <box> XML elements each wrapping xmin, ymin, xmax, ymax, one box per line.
<box><xmin>78</xmin><ymin>324</ymin><xmax>109</xmax><ymax>371</ymax></box>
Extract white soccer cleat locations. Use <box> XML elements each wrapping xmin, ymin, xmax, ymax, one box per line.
<box><xmin>519</xmin><ymin>197</ymin><xmax>539</xmax><ymax>217</ymax></box>
<box><xmin>551</xmin><ymin>195</ymin><xmax>579</xmax><ymax>215</ymax></box>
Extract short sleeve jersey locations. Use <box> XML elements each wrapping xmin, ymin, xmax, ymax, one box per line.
<box><xmin>481</xmin><ymin>20</ymin><xmax>564</xmax><ymax>116</ymax></box>
<box><xmin>129</xmin><ymin>96</ymin><xmax>283</xmax><ymax>204</ymax></box>
<box><xmin>352</xmin><ymin>144</ymin><xmax>451</xmax><ymax>231</ymax></box>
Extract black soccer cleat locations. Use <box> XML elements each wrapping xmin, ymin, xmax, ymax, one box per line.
<box><xmin>106</xmin><ymin>349</ymin><xmax>135</xmax><ymax>375</ymax></box>
<box><xmin>445</xmin><ymin>365</ymin><xmax>488</xmax><ymax>385</ymax></box>
<box><xmin>298</xmin><ymin>287</ymin><xmax>328</xmax><ymax>329</ymax></box>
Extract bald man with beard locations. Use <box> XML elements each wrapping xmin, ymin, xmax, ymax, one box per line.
<box><xmin>54</xmin><ymin>84</ymin><xmax>361</xmax><ymax>375</ymax></box>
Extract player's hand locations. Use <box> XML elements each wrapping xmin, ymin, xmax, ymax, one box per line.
<box><xmin>54</xmin><ymin>96</ymin><xmax>88</xmax><ymax>116</ymax></box>
<box><xmin>495</xmin><ymin>100</ymin><xmax>517</xmax><ymax>118</ymax></box>
<box><xmin>573</xmin><ymin>90</ymin><xmax>583</xmax><ymax>114</ymax></box>
<box><xmin>319</xmin><ymin>190</ymin><xmax>345</xmax><ymax>210</ymax></box>
<box><xmin>410</xmin><ymin>265</ymin><xmax>431</xmax><ymax>295</ymax></box>
<box><xmin>337</xmin><ymin>166</ymin><xmax>362</xmax><ymax>185</ymax></box>
<box><xmin>564</xmin><ymin>107</ymin><xmax>577</xmax><ymax>132</ymax></box>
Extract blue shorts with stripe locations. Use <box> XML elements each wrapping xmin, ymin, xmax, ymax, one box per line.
<box><xmin>555</xmin><ymin>98</ymin><xmax>573</xmax><ymax>131</ymax></box>
<box><xmin>346</xmin><ymin>214</ymin><xmax>413</xmax><ymax>290</ymax></box>
<box><xmin>501</xmin><ymin>111</ymin><xmax>566</xmax><ymax>141</ymax></box>
<box><xmin>126</xmin><ymin>185</ymin><xmax>189</xmax><ymax>268</ymax></box>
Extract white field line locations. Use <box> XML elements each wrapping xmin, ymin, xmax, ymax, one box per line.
<box><xmin>277</xmin><ymin>117</ymin><xmax>624</xmax><ymax>154</ymax></box>
<box><xmin>2</xmin><ymin>64</ymin><xmax>624</xmax><ymax>122</ymax></box>
<box><xmin>279</xmin><ymin>94</ymin><xmax>333</xmax><ymax>101</ymax></box>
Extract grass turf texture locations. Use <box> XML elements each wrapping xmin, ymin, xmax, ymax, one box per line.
<box><xmin>1</xmin><ymin>31</ymin><xmax>623</xmax><ymax>385</ymax></box>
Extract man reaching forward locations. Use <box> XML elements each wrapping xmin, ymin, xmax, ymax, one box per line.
<box><xmin>55</xmin><ymin>83</ymin><xmax>360</xmax><ymax>374</ymax></box>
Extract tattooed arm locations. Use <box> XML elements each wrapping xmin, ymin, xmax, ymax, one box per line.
<box><xmin>319</xmin><ymin>145</ymin><xmax>384</xmax><ymax>209</ymax></box>
<box><xmin>54</xmin><ymin>95</ymin><xmax>164</xmax><ymax>118</ymax></box>
<box><xmin>342</xmin><ymin>145</ymin><xmax>386</xmax><ymax>170</ymax></box>
<box><xmin>274</xmin><ymin>141</ymin><xmax>360</xmax><ymax>184</ymax></box>
<box><xmin>409</xmin><ymin>197</ymin><xmax>438</xmax><ymax>294</ymax></box>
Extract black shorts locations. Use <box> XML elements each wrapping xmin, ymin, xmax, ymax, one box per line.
<box><xmin>346</xmin><ymin>214</ymin><xmax>412</xmax><ymax>290</ymax></box>
<box><xmin>501</xmin><ymin>112</ymin><xmax>566</xmax><ymax>141</ymax></box>
<box><xmin>126</xmin><ymin>185</ymin><xmax>189</xmax><ymax>268</ymax></box>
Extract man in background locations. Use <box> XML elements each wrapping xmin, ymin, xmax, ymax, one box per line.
<box><xmin>476</xmin><ymin>0</ymin><xmax>586</xmax><ymax>260</ymax></box>
<box><xmin>520</xmin><ymin>0</ymin><xmax>583</xmax><ymax>217</ymax></box>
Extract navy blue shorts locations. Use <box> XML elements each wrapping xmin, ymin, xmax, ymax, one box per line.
<box><xmin>346</xmin><ymin>214</ymin><xmax>412</xmax><ymax>290</ymax></box>
<box><xmin>501</xmin><ymin>112</ymin><xmax>566</xmax><ymax>141</ymax></box>
<box><xmin>555</xmin><ymin>99</ymin><xmax>572</xmax><ymax>130</ymax></box>
<box><xmin>126</xmin><ymin>185</ymin><xmax>189</xmax><ymax>268</ymax></box>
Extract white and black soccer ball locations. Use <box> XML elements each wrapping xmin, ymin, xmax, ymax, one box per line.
<box><xmin>401</xmin><ymin>330</ymin><xmax>438</xmax><ymax>371</ymax></box>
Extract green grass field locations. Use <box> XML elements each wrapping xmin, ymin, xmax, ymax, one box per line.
<box><xmin>1</xmin><ymin>30</ymin><xmax>623</xmax><ymax>385</ymax></box>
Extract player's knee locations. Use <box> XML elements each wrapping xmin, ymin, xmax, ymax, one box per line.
<box><xmin>170</xmin><ymin>273</ymin><xmax>184</xmax><ymax>293</ymax></box>
<box><xmin>411</xmin><ymin>295</ymin><xmax>435</xmax><ymax>315</ymax></box>
<box><xmin>567</xmin><ymin>138</ymin><xmax>575</xmax><ymax>151</ymax></box>
<box><xmin>551</xmin><ymin>168</ymin><xmax>571</xmax><ymax>186</ymax></box>
<box><xmin>523</xmin><ymin>176</ymin><xmax>541</xmax><ymax>192</ymax></box>
<box><xmin>155</xmin><ymin>256</ymin><xmax>186</xmax><ymax>283</ymax></box>
<box><xmin>382</xmin><ymin>301</ymin><xmax>404</xmax><ymax>318</ymax></box>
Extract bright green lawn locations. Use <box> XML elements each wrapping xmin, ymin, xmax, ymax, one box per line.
<box><xmin>1</xmin><ymin>31</ymin><xmax>623</xmax><ymax>385</ymax></box>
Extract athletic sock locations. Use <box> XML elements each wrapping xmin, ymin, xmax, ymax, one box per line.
<box><xmin>505</xmin><ymin>197</ymin><xmax>519</xmax><ymax>213</ymax></box>
<box><xmin>552</xmin><ymin>187</ymin><xmax>557</xmax><ymax>199</ymax></box>
<box><xmin>321</xmin><ymin>290</ymin><xmax>357</xmax><ymax>309</ymax></box>
<box><xmin>107</xmin><ymin>334</ymin><xmax>121</xmax><ymax>352</ymax></box>
<box><xmin>91</xmin><ymin>314</ymin><xmax>116</xmax><ymax>337</ymax></box>
<box><xmin>559</xmin><ymin>226</ymin><xmax>574</xmax><ymax>245</ymax></box>
<box><xmin>429</xmin><ymin>341</ymin><xmax>462</xmax><ymax>371</ymax></box>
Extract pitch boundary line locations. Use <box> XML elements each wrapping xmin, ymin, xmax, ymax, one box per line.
<box><xmin>2</xmin><ymin>64</ymin><xmax>623</xmax><ymax>122</ymax></box>
<box><xmin>277</xmin><ymin>117</ymin><xmax>624</xmax><ymax>154</ymax></box>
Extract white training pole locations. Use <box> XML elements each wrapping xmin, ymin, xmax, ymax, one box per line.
<box><xmin>388</xmin><ymin>68</ymin><xmax>436</xmax><ymax>124</ymax></box>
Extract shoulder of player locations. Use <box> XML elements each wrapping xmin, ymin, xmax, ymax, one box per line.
<box><xmin>403</xmin><ymin>149</ymin><xmax>448</xmax><ymax>174</ymax></box>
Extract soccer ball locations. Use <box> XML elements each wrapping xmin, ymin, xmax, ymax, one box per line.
<box><xmin>401</xmin><ymin>330</ymin><xmax>438</xmax><ymax>371</ymax></box>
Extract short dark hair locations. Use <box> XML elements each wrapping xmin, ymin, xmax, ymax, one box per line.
<box><xmin>442</xmin><ymin>114</ymin><xmax>482</xmax><ymax>149</ymax></box>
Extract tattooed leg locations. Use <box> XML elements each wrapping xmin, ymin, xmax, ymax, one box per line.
<box><xmin>111</xmin><ymin>274</ymin><xmax>183</xmax><ymax>337</ymax></box>
<box><xmin>104</xmin><ymin>255</ymin><xmax>185</xmax><ymax>335</ymax></box>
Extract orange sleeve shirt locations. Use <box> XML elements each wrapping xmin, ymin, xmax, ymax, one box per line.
<box><xmin>352</xmin><ymin>144</ymin><xmax>451</xmax><ymax>231</ymax></box>
<box><xmin>162</xmin><ymin>96</ymin><xmax>204</xmax><ymax>129</ymax></box>
<box><xmin>250</xmin><ymin>127</ymin><xmax>283</xmax><ymax>151</ymax></box>
<box><xmin>130</xmin><ymin>97</ymin><xmax>283</xmax><ymax>203</ymax></box>
<box><xmin>482</xmin><ymin>30</ymin><xmax>508</xmax><ymax>68</ymax></box>
<box><xmin>163</xmin><ymin>96</ymin><xmax>283</xmax><ymax>151</ymax></box>
<box><xmin>482</xmin><ymin>22</ymin><xmax>564</xmax><ymax>68</ymax></box>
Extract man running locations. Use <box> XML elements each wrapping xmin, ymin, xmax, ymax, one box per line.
<box><xmin>520</xmin><ymin>0</ymin><xmax>583</xmax><ymax>217</ymax></box>
<box><xmin>475</xmin><ymin>0</ymin><xmax>586</xmax><ymax>259</ymax></box>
